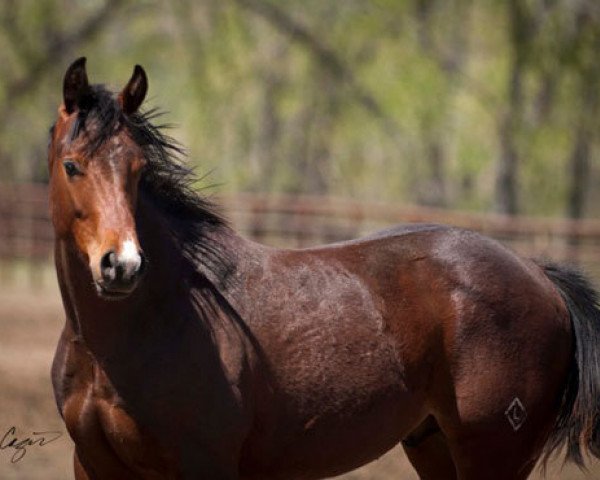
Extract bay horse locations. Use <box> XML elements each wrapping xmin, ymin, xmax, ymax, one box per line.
<box><xmin>49</xmin><ymin>57</ymin><xmax>600</xmax><ymax>480</ymax></box>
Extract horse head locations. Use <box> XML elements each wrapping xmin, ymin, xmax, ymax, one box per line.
<box><xmin>48</xmin><ymin>57</ymin><xmax>148</xmax><ymax>299</ymax></box>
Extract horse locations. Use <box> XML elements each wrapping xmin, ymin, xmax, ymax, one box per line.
<box><xmin>48</xmin><ymin>57</ymin><xmax>600</xmax><ymax>480</ymax></box>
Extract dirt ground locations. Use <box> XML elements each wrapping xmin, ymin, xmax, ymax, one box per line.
<box><xmin>0</xmin><ymin>270</ymin><xmax>598</xmax><ymax>479</ymax></box>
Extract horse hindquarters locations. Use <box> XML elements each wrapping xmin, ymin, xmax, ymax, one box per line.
<box><xmin>421</xmin><ymin>265</ymin><xmax>577</xmax><ymax>479</ymax></box>
<box><xmin>431</xmin><ymin>261</ymin><xmax>600</xmax><ymax>480</ymax></box>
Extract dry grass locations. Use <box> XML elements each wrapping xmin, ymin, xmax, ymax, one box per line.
<box><xmin>0</xmin><ymin>273</ymin><xmax>598</xmax><ymax>479</ymax></box>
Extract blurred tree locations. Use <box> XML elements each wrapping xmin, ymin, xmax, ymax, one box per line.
<box><xmin>413</xmin><ymin>0</ymin><xmax>472</xmax><ymax>207</ymax></box>
<box><xmin>0</xmin><ymin>0</ymin><xmax>128</xmax><ymax>181</ymax></box>
<box><xmin>495</xmin><ymin>0</ymin><xmax>527</xmax><ymax>215</ymax></box>
<box><xmin>0</xmin><ymin>0</ymin><xmax>598</xmax><ymax>221</ymax></box>
<box><xmin>564</xmin><ymin>0</ymin><xmax>600</xmax><ymax>221</ymax></box>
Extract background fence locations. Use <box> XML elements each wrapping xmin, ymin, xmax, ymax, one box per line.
<box><xmin>2</xmin><ymin>183</ymin><xmax>600</xmax><ymax>284</ymax></box>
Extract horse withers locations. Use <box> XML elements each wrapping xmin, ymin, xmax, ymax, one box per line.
<box><xmin>48</xmin><ymin>58</ymin><xmax>600</xmax><ymax>479</ymax></box>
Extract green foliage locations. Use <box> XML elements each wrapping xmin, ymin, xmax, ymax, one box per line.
<box><xmin>1</xmin><ymin>0</ymin><xmax>599</xmax><ymax>218</ymax></box>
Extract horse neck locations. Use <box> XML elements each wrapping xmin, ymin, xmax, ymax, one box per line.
<box><xmin>54</xmin><ymin>194</ymin><xmax>252</xmax><ymax>359</ymax></box>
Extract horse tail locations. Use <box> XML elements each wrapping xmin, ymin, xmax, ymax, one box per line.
<box><xmin>540</xmin><ymin>261</ymin><xmax>600</xmax><ymax>467</ymax></box>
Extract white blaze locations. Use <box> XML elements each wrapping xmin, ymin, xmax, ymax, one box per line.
<box><xmin>119</xmin><ymin>239</ymin><xmax>141</xmax><ymax>270</ymax></box>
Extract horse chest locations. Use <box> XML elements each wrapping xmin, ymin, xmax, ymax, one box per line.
<box><xmin>63</xmin><ymin>382</ymin><xmax>136</xmax><ymax>447</ymax></box>
<box><xmin>60</xmin><ymin>358</ymin><xmax>177</xmax><ymax>478</ymax></box>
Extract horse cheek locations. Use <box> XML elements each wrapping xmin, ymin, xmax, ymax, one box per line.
<box><xmin>50</xmin><ymin>183</ymin><xmax>75</xmax><ymax>239</ymax></box>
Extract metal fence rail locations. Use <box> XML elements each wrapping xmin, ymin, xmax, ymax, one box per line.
<box><xmin>2</xmin><ymin>184</ymin><xmax>600</xmax><ymax>280</ymax></box>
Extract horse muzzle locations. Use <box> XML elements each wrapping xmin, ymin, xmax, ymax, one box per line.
<box><xmin>94</xmin><ymin>247</ymin><xmax>147</xmax><ymax>299</ymax></box>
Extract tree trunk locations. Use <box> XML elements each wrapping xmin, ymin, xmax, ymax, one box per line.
<box><xmin>567</xmin><ymin>75</ymin><xmax>598</xmax><ymax>220</ymax></box>
<box><xmin>495</xmin><ymin>0</ymin><xmax>529</xmax><ymax>215</ymax></box>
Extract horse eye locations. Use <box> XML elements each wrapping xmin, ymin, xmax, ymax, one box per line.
<box><xmin>63</xmin><ymin>160</ymin><xmax>81</xmax><ymax>178</ymax></box>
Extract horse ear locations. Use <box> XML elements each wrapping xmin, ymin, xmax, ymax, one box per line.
<box><xmin>63</xmin><ymin>57</ymin><xmax>89</xmax><ymax>114</ymax></box>
<box><xmin>118</xmin><ymin>65</ymin><xmax>148</xmax><ymax>115</ymax></box>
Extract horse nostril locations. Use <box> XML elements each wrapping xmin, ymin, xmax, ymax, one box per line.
<box><xmin>100</xmin><ymin>250</ymin><xmax>117</xmax><ymax>282</ymax></box>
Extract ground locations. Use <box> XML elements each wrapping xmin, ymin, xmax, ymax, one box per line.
<box><xmin>0</xmin><ymin>266</ymin><xmax>597</xmax><ymax>479</ymax></box>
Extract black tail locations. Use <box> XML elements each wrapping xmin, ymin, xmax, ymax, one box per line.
<box><xmin>541</xmin><ymin>262</ymin><xmax>600</xmax><ymax>467</ymax></box>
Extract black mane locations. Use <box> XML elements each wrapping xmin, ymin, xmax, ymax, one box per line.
<box><xmin>67</xmin><ymin>84</ymin><xmax>225</xmax><ymax>230</ymax></box>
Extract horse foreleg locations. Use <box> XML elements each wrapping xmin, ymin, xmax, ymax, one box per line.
<box><xmin>445</xmin><ymin>432</ymin><xmax>538</xmax><ymax>480</ymax></box>
<box><xmin>74</xmin><ymin>448</ymin><xmax>94</xmax><ymax>480</ymax></box>
<box><xmin>402</xmin><ymin>416</ymin><xmax>457</xmax><ymax>480</ymax></box>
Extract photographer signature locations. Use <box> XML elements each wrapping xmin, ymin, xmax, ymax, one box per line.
<box><xmin>0</xmin><ymin>426</ymin><xmax>63</xmax><ymax>463</ymax></box>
